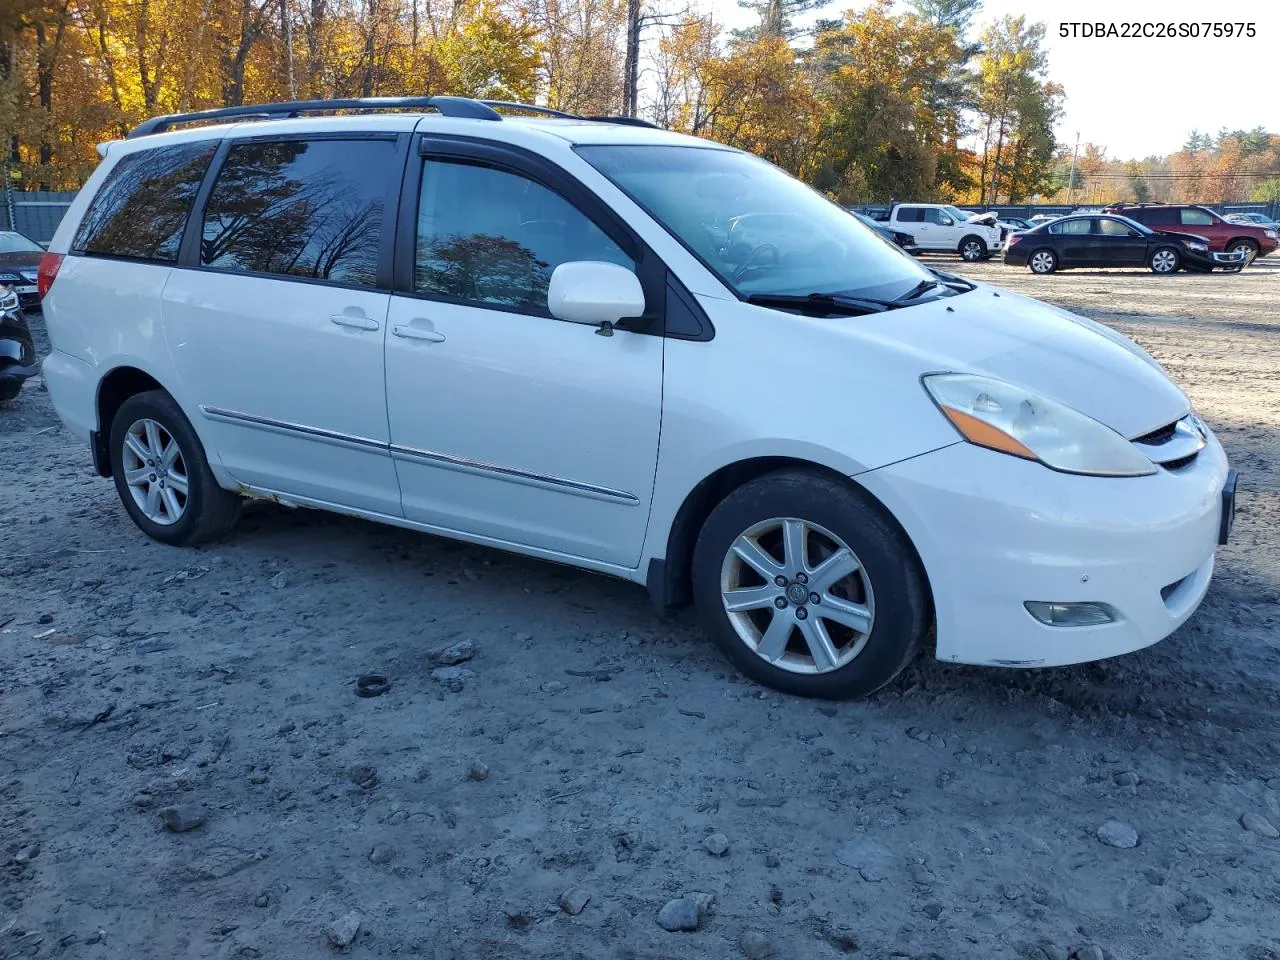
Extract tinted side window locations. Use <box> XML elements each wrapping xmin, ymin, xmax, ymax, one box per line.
<box><xmin>1097</xmin><ymin>218</ymin><xmax>1133</xmax><ymax>236</ymax></box>
<box><xmin>1049</xmin><ymin>218</ymin><xmax>1092</xmax><ymax>235</ymax></box>
<box><xmin>1139</xmin><ymin>208</ymin><xmax>1177</xmax><ymax>225</ymax></box>
<box><xmin>896</xmin><ymin>207</ymin><xmax>924</xmax><ymax>223</ymax></box>
<box><xmin>201</xmin><ymin>138</ymin><xmax>395</xmax><ymax>286</ymax></box>
<box><xmin>1180</xmin><ymin>208</ymin><xmax>1215</xmax><ymax>226</ymax></box>
<box><xmin>74</xmin><ymin>142</ymin><xmax>216</xmax><ymax>261</ymax></box>
<box><xmin>414</xmin><ymin>159</ymin><xmax>633</xmax><ymax>311</ymax></box>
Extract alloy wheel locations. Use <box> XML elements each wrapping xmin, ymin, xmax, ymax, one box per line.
<box><xmin>1030</xmin><ymin>251</ymin><xmax>1055</xmax><ymax>273</ymax></box>
<box><xmin>1231</xmin><ymin>242</ymin><xmax>1256</xmax><ymax>263</ymax></box>
<box><xmin>719</xmin><ymin>517</ymin><xmax>875</xmax><ymax>675</ymax></box>
<box><xmin>121</xmin><ymin>418</ymin><xmax>189</xmax><ymax>525</ymax></box>
<box><xmin>1152</xmin><ymin>249</ymin><xmax>1178</xmax><ymax>273</ymax></box>
<box><xmin>961</xmin><ymin>241</ymin><xmax>983</xmax><ymax>261</ymax></box>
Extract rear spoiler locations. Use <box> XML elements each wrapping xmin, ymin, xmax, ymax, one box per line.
<box><xmin>96</xmin><ymin>140</ymin><xmax>121</xmax><ymax>159</ymax></box>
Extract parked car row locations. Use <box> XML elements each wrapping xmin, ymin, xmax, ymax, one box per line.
<box><xmin>1004</xmin><ymin>204</ymin><xmax>1276</xmax><ymax>275</ymax></box>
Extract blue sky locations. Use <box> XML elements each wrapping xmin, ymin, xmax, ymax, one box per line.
<box><xmin>700</xmin><ymin>0</ymin><xmax>1279</xmax><ymax>159</ymax></box>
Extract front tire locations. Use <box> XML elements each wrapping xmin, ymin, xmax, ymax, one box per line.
<box><xmin>959</xmin><ymin>236</ymin><xmax>987</xmax><ymax>262</ymax></box>
<box><xmin>0</xmin><ymin>380</ymin><xmax>22</xmax><ymax>402</ymax></box>
<box><xmin>1150</xmin><ymin>247</ymin><xmax>1180</xmax><ymax>274</ymax></box>
<box><xmin>691</xmin><ymin>470</ymin><xmax>929</xmax><ymax>699</ymax></box>
<box><xmin>1028</xmin><ymin>249</ymin><xmax>1058</xmax><ymax>274</ymax></box>
<box><xmin>108</xmin><ymin>390</ymin><xmax>241</xmax><ymax>546</ymax></box>
<box><xmin>1228</xmin><ymin>239</ymin><xmax>1258</xmax><ymax>265</ymax></box>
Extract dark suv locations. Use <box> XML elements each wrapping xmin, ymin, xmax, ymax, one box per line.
<box><xmin>1102</xmin><ymin>203</ymin><xmax>1277</xmax><ymax>264</ymax></box>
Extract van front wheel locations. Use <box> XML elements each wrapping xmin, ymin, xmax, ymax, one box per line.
<box><xmin>691</xmin><ymin>470</ymin><xmax>929</xmax><ymax>699</ymax></box>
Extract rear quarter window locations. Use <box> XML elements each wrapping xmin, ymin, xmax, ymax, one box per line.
<box><xmin>73</xmin><ymin>141</ymin><xmax>217</xmax><ymax>261</ymax></box>
<box><xmin>896</xmin><ymin>207</ymin><xmax>924</xmax><ymax>223</ymax></box>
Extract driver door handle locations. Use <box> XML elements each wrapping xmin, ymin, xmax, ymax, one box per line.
<box><xmin>330</xmin><ymin>313</ymin><xmax>380</xmax><ymax>331</ymax></box>
<box><xmin>393</xmin><ymin>322</ymin><xmax>446</xmax><ymax>343</ymax></box>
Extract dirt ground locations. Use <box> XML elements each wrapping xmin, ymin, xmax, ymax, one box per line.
<box><xmin>3</xmin><ymin>256</ymin><xmax>1280</xmax><ymax>960</ymax></box>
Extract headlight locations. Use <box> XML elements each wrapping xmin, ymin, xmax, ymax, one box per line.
<box><xmin>1266</xmin><ymin>230</ymin><xmax>1278</xmax><ymax>239</ymax></box>
<box><xmin>0</xmin><ymin>285</ymin><xmax>17</xmax><ymax>310</ymax></box>
<box><xmin>20</xmin><ymin>269</ymin><xmax>38</xmax><ymax>282</ymax></box>
<box><xmin>1185</xmin><ymin>241</ymin><xmax>1208</xmax><ymax>251</ymax></box>
<box><xmin>923</xmin><ymin>374</ymin><xmax>1157</xmax><ymax>477</ymax></box>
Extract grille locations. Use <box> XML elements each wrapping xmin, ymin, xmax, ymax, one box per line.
<box><xmin>1133</xmin><ymin>421</ymin><xmax>1178</xmax><ymax>445</ymax></box>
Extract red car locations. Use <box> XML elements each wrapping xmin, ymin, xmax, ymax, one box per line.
<box><xmin>1102</xmin><ymin>203</ymin><xmax>1278</xmax><ymax>264</ymax></box>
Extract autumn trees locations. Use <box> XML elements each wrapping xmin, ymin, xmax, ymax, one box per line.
<box><xmin>4</xmin><ymin>0</ymin><xmax>1265</xmax><ymax>206</ymax></box>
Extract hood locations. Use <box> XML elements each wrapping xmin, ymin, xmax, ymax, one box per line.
<box><xmin>965</xmin><ymin>212</ymin><xmax>999</xmax><ymax>225</ymax></box>
<box><xmin>1152</xmin><ymin>230</ymin><xmax>1211</xmax><ymax>245</ymax></box>
<box><xmin>0</xmin><ymin>251</ymin><xmax>41</xmax><ymax>272</ymax></box>
<box><xmin>838</xmin><ymin>283</ymin><xmax>1189</xmax><ymax>438</ymax></box>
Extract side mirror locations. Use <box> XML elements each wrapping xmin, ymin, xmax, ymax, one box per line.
<box><xmin>548</xmin><ymin>261</ymin><xmax>645</xmax><ymax>330</ymax></box>
<box><xmin>939</xmin><ymin>216</ymin><xmax>954</xmax><ymax>226</ymax></box>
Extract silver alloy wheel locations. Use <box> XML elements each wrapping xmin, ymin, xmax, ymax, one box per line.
<box><xmin>720</xmin><ymin>517</ymin><xmax>875</xmax><ymax>675</ymax></box>
<box><xmin>961</xmin><ymin>240</ymin><xmax>984</xmax><ymax>261</ymax></box>
<box><xmin>1231</xmin><ymin>242</ymin><xmax>1256</xmax><ymax>263</ymax></box>
<box><xmin>1151</xmin><ymin>249</ymin><xmax>1178</xmax><ymax>273</ymax></box>
<box><xmin>121</xmin><ymin>418</ymin><xmax>189</xmax><ymax>525</ymax></box>
<box><xmin>1030</xmin><ymin>251</ymin><xmax>1055</xmax><ymax>273</ymax></box>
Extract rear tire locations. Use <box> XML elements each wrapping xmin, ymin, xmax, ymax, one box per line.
<box><xmin>0</xmin><ymin>380</ymin><xmax>21</xmax><ymax>402</ymax></box>
<box><xmin>1028</xmin><ymin>249</ymin><xmax>1058</xmax><ymax>274</ymax></box>
<box><xmin>691</xmin><ymin>470</ymin><xmax>929</xmax><ymax>699</ymax></box>
<box><xmin>108</xmin><ymin>390</ymin><xmax>241</xmax><ymax>546</ymax></box>
<box><xmin>1150</xmin><ymin>246</ymin><xmax>1180</xmax><ymax>274</ymax></box>
<box><xmin>959</xmin><ymin>236</ymin><xmax>987</xmax><ymax>262</ymax></box>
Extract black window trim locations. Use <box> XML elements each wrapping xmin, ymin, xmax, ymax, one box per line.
<box><xmin>71</xmin><ymin>138</ymin><xmax>220</xmax><ymax>263</ymax></box>
<box><xmin>398</xmin><ymin>134</ymin><xmax>712</xmax><ymax>341</ymax></box>
<box><xmin>177</xmin><ymin>130</ymin><xmax>410</xmax><ymax>294</ymax></box>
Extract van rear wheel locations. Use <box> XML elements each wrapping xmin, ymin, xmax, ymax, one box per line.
<box><xmin>108</xmin><ymin>390</ymin><xmax>241</xmax><ymax>546</ymax></box>
<box><xmin>691</xmin><ymin>470</ymin><xmax>928</xmax><ymax>699</ymax></box>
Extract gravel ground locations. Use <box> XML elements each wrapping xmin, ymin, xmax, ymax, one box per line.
<box><xmin>2</xmin><ymin>257</ymin><xmax>1279</xmax><ymax>960</ymax></box>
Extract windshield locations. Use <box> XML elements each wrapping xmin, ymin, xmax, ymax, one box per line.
<box><xmin>577</xmin><ymin>145</ymin><xmax>935</xmax><ymax>301</ymax></box>
<box><xmin>1112</xmin><ymin>215</ymin><xmax>1153</xmax><ymax>235</ymax></box>
<box><xmin>0</xmin><ymin>232</ymin><xmax>41</xmax><ymax>254</ymax></box>
<box><xmin>941</xmin><ymin>205</ymin><xmax>970</xmax><ymax>223</ymax></box>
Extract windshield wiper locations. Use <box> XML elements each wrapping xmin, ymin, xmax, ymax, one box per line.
<box><xmin>894</xmin><ymin>279</ymin><xmax>942</xmax><ymax>302</ymax></box>
<box><xmin>746</xmin><ymin>292</ymin><xmax>897</xmax><ymax>315</ymax></box>
<box><xmin>927</xmin><ymin>267</ymin><xmax>976</xmax><ymax>292</ymax></box>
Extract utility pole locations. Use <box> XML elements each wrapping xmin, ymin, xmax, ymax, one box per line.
<box><xmin>1059</xmin><ymin>131</ymin><xmax>1080</xmax><ymax>208</ymax></box>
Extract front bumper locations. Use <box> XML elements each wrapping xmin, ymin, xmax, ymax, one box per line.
<box><xmin>1186</xmin><ymin>248</ymin><xmax>1247</xmax><ymax>270</ymax></box>
<box><xmin>857</xmin><ymin>433</ymin><xmax>1230</xmax><ymax>667</ymax></box>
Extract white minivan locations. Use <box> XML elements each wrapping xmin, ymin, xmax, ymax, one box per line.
<box><xmin>38</xmin><ymin>96</ymin><xmax>1236</xmax><ymax>698</ymax></box>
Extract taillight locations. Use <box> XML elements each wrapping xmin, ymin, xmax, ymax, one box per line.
<box><xmin>1008</xmin><ymin>234</ymin><xmax>1022</xmax><ymax>245</ymax></box>
<box><xmin>37</xmin><ymin>252</ymin><xmax>63</xmax><ymax>299</ymax></box>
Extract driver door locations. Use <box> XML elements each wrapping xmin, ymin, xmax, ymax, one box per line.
<box><xmin>382</xmin><ymin>139</ymin><xmax>665</xmax><ymax>568</ymax></box>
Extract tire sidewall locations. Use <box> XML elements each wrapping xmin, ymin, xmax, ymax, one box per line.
<box><xmin>1150</xmin><ymin>246</ymin><xmax>1180</xmax><ymax>274</ymax></box>
<box><xmin>1029</xmin><ymin>249</ymin><xmax>1057</xmax><ymax>274</ymax></box>
<box><xmin>108</xmin><ymin>392</ymin><xmax>213</xmax><ymax>546</ymax></box>
<box><xmin>692</xmin><ymin>472</ymin><xmax>928</xmax><ymax>699</ymax></box>
<box><xmin>959</xmin><ymin>236</ymin><xmax>987</xmax><ymax>262</ymax></box>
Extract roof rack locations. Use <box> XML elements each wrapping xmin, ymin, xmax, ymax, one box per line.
<box><xmin>583</xmin><ymin>115</ymin><xmax>662</xmax><ymax>129</ymax></box>
<box><xmin>127</xmin><ymin>96</ymin><xmax>502</xmax><ymax>138</ymax></box>
<box><xmin>126</xmin><ymin>95</ymin><xmax>667</xmax><ymax>139</ymax></box>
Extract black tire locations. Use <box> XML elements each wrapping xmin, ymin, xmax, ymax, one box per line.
<box><xmin>958</xmin><ymin>236</ymin><xmax>987</xmax><ymax>262</ymax></box>
<box><xmin>1227</xmin><ymin>239</ymin><xmax>1258</xmax><ymax>266</ymax></box>
<box><xmin>1028</xmin><ymin>248</ymin><xmax>1058</xmax><ymax>274</ymax></box>
<box><xmin>691</xmin><ymin>469</ymin><xmax>929</xmax><ymax>699</ymax></box>
<box><xmin>108</xmin><ymin>389</ymin><xmax>241</xmax><ymax>546</ymax></box>
<box><xmin>1149</xmin><ymin>246</ymin><xmax>1181</xmax><ymax>274</ymax></box>
<box><xmin>0</xmin><ymin>380</ymin><xmax>22</xmax><ymax>402</ymax></box>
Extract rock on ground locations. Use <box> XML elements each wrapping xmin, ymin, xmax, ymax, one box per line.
<box><xmin>559</xmin><ymin>888</ymin><xmax>590</xmax><ymax>915</ymax></box>
<box><xmin>1240</xmin><ymin>812</ymin><xmax>1279</xmax><ymax>838</ymax></box>
<box><xmin>325</xmin><ymin>911</ymin><xmax>362</xmax><ymax>949</ymax></box>
<box><xmin>1095</xmin><ymin>820</ymin><xmax>1139</xmax><ymax>849</ymax></box>
<box><xmin>656</xmin><ymin>893</ymin><xmax>715</xmax><ymax>932</ymax></box>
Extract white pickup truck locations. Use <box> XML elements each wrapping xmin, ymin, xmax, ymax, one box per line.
<box><xmin>876</xmin><ymin>204</ymin><xmax>1006</xmax><ymax>262</ymax></box>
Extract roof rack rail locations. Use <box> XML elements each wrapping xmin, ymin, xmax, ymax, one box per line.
<box><xmin>126</xmin><ymin>95</ymin><xmax>502</xmax><ymax>138</ymax></box>
<box><xmin>479</xmin><ymin>100</ymin><xmax>578</xmax><ymax>119</ymax></box>
<box><xmin>126</xmin><ymin>95</ymin><xmax>668</xmax><ymax>139</ymax></box>
<box><xmin>583</xmin><ymin>115</ymin><xmax>662</xmax><ymax>129</ymax></box>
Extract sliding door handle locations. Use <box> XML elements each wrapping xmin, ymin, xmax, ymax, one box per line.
<box><xmin>393</xmin><ymin>323</ymin><xmax>446</xmax><ymax>343</ymax></box>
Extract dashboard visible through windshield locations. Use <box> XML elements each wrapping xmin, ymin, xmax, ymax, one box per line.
<box><xmin>576</xmin><ymin>145</ymin><xmax>940</xmax><ymax>304</ymax></box>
